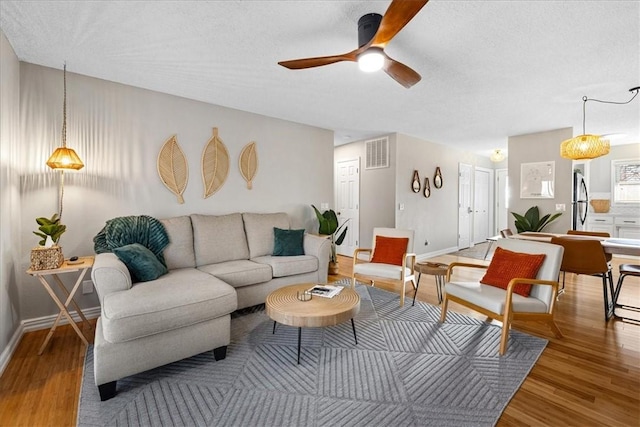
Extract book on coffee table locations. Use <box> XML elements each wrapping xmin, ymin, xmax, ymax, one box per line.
<box><xmin>308</xmin><ymin>284</ymin><xmax>343</xmax><ymax>298</ymax></box>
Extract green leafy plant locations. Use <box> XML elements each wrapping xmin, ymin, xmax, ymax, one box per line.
<box><xmin>33</xmin><ymin>213</ymin><xmax>66</xmax><ymax>246</ymax></box>
<box><xmin>311</xmin><ymin>205</ymin><xmax>349</xmax><ymax>263</ymax></box>
<box><xmin>511</xmin><ymin>206</ymin><xmax>562</xmax><ymax>233</ymax></box>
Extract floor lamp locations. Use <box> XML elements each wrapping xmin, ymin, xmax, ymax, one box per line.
<box><xmin>46</xmin><ymin>64</ymin><xmax>84</xmax><ymax>221</ymax></box>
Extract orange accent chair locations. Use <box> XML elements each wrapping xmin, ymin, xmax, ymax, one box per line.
<box><xmin>352</xmin><ymin>228</ymin><xmax>416</xmax><ymax>307</ymax></box>
<box><xmin>440</xmin><ymin>238</ymin><xmax>564</xmax><ymax>355</ymax></box>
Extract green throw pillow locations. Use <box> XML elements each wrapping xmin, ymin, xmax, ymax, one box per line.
<box><xmin>273</xmin><ymin>228</ymin><xmax>305</xmax><ymax>256</ymax></box>
<box><xmin>113</xmin><ymin>243</ymin><xmax>168</xmax><ymax>282</ymax></box>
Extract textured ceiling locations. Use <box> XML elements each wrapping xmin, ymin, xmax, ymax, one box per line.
<box><xmin>1</xmin><ymin>1</ymin><xmax>639</xmax><ymax>157</ymax></box>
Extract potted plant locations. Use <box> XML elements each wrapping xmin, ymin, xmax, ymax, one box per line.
<box><xmin>511</xmin><ymin>206</ymin><xmax>562</xmax><ymax>233</ymax></box>
<box><xmin>34</xmin><ymin>213</ymin><xmax>66</xmax><ymax>246</ymax></box>
<box><xmin>30</xmin><ymin>213</ymin><xmax>66</xmax><ymax>270</ymax></box>
<box><xmin>311</xmin><ymin>205</ymin><xmax>349</xmax><ymax>275</ymax></box>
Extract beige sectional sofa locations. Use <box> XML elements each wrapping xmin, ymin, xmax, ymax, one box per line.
<box><xmin>91</xmin><ymin>212</ymin><xmax>330</xmax><ymax>400</ymax></box>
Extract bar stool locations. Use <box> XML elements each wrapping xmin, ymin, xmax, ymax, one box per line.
<box><xmin>613</xmin><ymin>264</ymin><xmax>640</xmax><ymax>320</ymax></box>
<box><xmin>413</xmin><ymin>262</ymin><xmax>448</xmax><ymax>305</ymax></box>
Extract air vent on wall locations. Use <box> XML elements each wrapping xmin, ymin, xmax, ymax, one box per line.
<box><xmin>365</xmin><ymin>137</ymin><xmax>389</xmax><ymax>169</ymax></box>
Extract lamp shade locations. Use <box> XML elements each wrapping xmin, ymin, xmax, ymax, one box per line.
<box><xmin>46</xmin><ymin>147</ymin><xmax>84</xmax><ymax>170</ymax></box>
<box><xmin>560</xmin><ymin>134</ymin><xmax>610</xmax><ymax>161</ymax></box>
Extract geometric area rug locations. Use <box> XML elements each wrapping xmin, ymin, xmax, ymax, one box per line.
<box><xmin>77</xmin><ymin>281</ymin><xmax>547</xmax><ymax>427</ymax></box>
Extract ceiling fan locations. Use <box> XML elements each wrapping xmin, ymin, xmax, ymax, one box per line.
<box><xmin>278</xmin><ymin>0</ymin><xmax>428</xmax><ymax>89</ymax></box>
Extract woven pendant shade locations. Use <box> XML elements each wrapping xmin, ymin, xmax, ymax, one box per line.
<box><xmin>46</xmin><ymin>147</ymin><xmax>84</xmax><ymax>170</ymax></box>
<box><xmin>560</xmin><ymin>134</ymin><xmax>610</xmax><ymax>161</ymax></box>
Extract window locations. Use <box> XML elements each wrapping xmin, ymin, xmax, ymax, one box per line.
<box><xmin>612</xmin><ymin>159</ymin><xmax>640</xmax><ymax>204</ymax></box>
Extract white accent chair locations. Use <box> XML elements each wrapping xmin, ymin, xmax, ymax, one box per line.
<box><xmin>352</xmin><ymin>228</ymin><xmax>417</xmax><ymax>306</ymax></box>
<box><xmin>439</xmin><ymin>238</ymin><xmax>564</xmax><ymax>355</ymax></box>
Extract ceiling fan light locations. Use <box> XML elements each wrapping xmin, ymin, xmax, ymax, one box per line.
<box><xmin>560</xmin><ymin>134</ymin><xmax>610</xmax><ymax>161</ymax></box>
<box><xmin>357</xmin><ymin>48</ymin><xmax>384</xmax><ymax>72</ymax></box>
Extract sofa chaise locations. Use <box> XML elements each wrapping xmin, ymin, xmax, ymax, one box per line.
<box><xmin>91</xmin><ymin>212</ymin><xmax>330</xmax><ymax>400</ymax></box>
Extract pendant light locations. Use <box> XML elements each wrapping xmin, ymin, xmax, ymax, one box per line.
<box><xmin>560</xmin><ymin>87</ymin><xmax>639</xmax><ymax>161</ymax></box>
<box><xmin>46</xmin><ymin>63</ymin><xmax>84</xmax><ymax>219</ymax></box>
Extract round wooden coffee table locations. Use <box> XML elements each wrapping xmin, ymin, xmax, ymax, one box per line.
<box><xmin>266</xmin><ymin>283</ymin><xmax>360</xmax><ymax>364</ymax></box>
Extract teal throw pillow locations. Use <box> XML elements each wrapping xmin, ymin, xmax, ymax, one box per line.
<box><xmin>113</xmin><ymin>243</ymin><xmax>168</xmax><ymax>282</ymax></box>
<box><xmin>273</xmin><ymin>228</ymin><xmax>305</xmax><ymax>256</ymax></box>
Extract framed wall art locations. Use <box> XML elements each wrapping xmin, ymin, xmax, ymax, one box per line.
<box><xmin>520</xmin><ymin>161</ymin><xmax>555</xmax><ymax>199</ymax></box>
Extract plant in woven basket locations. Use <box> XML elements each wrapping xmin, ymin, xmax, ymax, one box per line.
<box><xmin>33</xmin><ymin>213</ymin><xmax>66</xmax><ymax>246</ymax></box>
<box><xmin>511</xmin><ymin>206</ymin><xmax>562</xmax><ymax>233</ymax></box>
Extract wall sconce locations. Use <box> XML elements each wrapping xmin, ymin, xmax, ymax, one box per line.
<box><xmin>490</xmin><ymin>149</ymin><xmax>506</xmax><ymax>163</ymax></box>
<box><xmin>46</xmin><ymin>64</ymin><xmax>84</xmax><ymax>219</ymax></box>
<box><xmin>560</xmin><ymin>86</ymin><xmax>639</xmax><ymax>161</ymax></box>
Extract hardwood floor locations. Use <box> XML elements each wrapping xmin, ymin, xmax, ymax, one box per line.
<box><xmin>0</xmin><ymin>253</ymin><xmax>638</xmax><ymax>426</ymax></box>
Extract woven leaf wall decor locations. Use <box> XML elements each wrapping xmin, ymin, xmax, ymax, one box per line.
<box><xmin>239</xmin><ymin>141</ymin><xmax>258</xmax><ymax>190</ymax></box>
<box><xmin>157</xmin><ymin>135</ymin><xmax>189</xmax><ymax>204</ymax></box>
<box><xmin>201</xmin><ymin>127</ymin><xmax>230</xmax><ymax>198</ymax></box>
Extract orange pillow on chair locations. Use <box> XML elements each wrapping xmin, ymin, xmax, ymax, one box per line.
<box><xmin>371</xmin><ymin>236</ymin><xmax>409</xmax><ymax>266</ymax></box>
<box><xmin>480</xmin><ymin>247</ymin><xmax>546</xmax><ymax>297</ymax></box>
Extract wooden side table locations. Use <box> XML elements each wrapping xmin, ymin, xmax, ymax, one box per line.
<box><xmin>266</xmin><ymin>283</ymin><xmax>360</xmax><ymax>364</ymax></box>
<box><xmin>413</xmin><ymin>262</ymin><xmax>449</xmax><ymax>305</ymax></box>
<box><xmin>26</xmin><ymin>256</ymin><xmax>95</xmax><ymax>354</ymax></box>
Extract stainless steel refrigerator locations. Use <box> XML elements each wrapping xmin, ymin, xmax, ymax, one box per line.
<box><xmin>571</xmin><ymin>171</ymin><xmax>589</xmax><ymax>230</ymax></box>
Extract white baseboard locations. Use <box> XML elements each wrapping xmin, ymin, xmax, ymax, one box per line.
<box><xmin>21</xmin><ymin>306</ymin><xmax>101</xmax><ymax>333</ymax></box>
<box><xmin>416</xmin><ymin>246</ymin><xmax>459</xmax><ymax>262</ymax></box>
<box><xmin>0</xmin><ymin>322</ymin><xmax>24</xmax><ymax>377</ymax></box>
<box><xmin>0</xmin><ymin>306</ymin><xmax>100</xmax><ymax>377</ymax></box>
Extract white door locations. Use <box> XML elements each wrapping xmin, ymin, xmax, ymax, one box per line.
<box><xmin>458</xmin><ymin>163</ymin><xmax>472</xmax><ymax>249</ymax></box>
<box><xmin>473</xmin><ymin>167</ymin><xmax>492</xmax><ymax>243</ymax></box>
<box><xmin>336</xmin><ymin>159</ymin><xmax>360</xmax><ymax>257</ymax></box>
<box><xmin>496</xmin><ymin>169</ymin><xmax>508</xmax><ymax>234</ymax></box>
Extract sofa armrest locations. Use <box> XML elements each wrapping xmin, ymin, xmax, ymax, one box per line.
<box><xmin>91</xmin><ymin>253</ymin><xmax>133</xmax><ymax>305</ymax></box>
<box><xmin>304</xmin><ymin>234</ymin><xmax>331</xmax><ymax>281</ymax></box>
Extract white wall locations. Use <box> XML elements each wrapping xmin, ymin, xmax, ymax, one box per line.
<box><xmin>0</xmin><ymin>30</ymin><xmax>22</xmax><ymax>365</ymax></box>
<box><xmin>18</xmin><ymin>63</ymin><xmax>334</xmax><ymax>320</ymax></box>
<box><xmin>508</xmin><ymin>128</ymin><xmax>573</xmax><ymax>233</ymax></box>
<box><xmin>335</xmin><ymin>132</ymin><xmax>493</xmax><ymax>257</ymax></box>
<box><xmin>334</xmin><ymin>135</ymin><xmax>396</xmax><ymax>250</ymax></box>
<box><xmin>395</xmin><ymin>134</ymin><xmax>492</xmax><ymax>255</ymax></box>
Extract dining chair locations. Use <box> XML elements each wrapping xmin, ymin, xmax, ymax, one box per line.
<box><xmin>566</xmin><ymin>230</ymin><xmax>612</xmax><ymax>262</ymax></box>
<box><xmin>550</xmin><ymin>236</ymin><xmax>615</xmax><ymax>320</ymax></box>
<box><xmin>500</xmin><ymin>228</ymin><xmax>513</xmax><ymax>238</ymax></box>
<box><xmin>440</xmin><ymin>238</ymin><xmax>564</xmax><ymax>355</ymax></box>
<box><xmin>352</xmin><ymin>228</ymin><xmax>417</xmax><ymax>307</ymax></box>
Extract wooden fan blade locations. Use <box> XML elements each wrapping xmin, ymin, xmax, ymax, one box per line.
<box><xmin>383</xmin><ymin>55</ymin><xmax>421</xmax><ymax>88</ymax></box>
<box><xmin>372</xmin><ymin>0</ymin><xmax>429</xmax><ymax>48</ymax></box>
<box><xmin>278</xmin><ymin>49</ymin><xmax>360</xmax><ymax>69</ymax></box>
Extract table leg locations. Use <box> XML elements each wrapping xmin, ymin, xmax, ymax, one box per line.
<box><xmin>483</xmin><ymin>240</ymin><xmax>494</xmax><ymax>260</ymax></box>
<box><xmin>52</xmin><ymin>272</ymin><xmax>92</xmax><ymax>329</ymax></box>
<box><xmin>412</xmin><ymin>272</ymin><xmax>422</xmax><ymax>306</ymax></box>
<box><xmin>36</xmin><ymin>276</ymin><xmax>89</xmax><ymax>355</ymax></box>
<box><xmin>272</xmin><ymin>321</ymin><xmax>277</xmax><ymax>334</ymax></box>
<box><xmin>351</xmin><ymin>318</ymin><xmax>358</xmax><ymax>345</ymax></box>
<box><xmin>297</xmin><ymin>327</ymin><xmax>302</xmax><ymax>365</ymax></box>
<box><xmin>435</xmin><ymin>275</ymin><xmax>444</xmax><ymax>304</ymax></box>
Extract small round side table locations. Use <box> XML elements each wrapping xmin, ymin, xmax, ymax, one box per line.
<box><xmin>413</xmin><ymin>262</ymin><xmax>449</xmax><ymax>305</ymax></box>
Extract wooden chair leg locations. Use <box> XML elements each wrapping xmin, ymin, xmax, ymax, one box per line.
<box><xmin>439</xmin><ymin>297</ymin><xmax>449</xmax><ymax>322</ymax></box>
<box><xmin>548</xmin><ymin>320</ymin><xmax>563</xmax><ymax>338</ymax></box>
<box><xmin>499</xmin><ymin>318</ymin><xmax>511</xmax><ymax>355</ymax></box>
<box><xmin>499</xmin><ymin>305</ymin><xmax>513</xmax><ymax>355</ymax></box>
<box><xmin>399</xmin><ymin>281</ymin><xmax>405</xmax><ymax>307</ymax></box>
<box><xmin>351</xmin><ymin>275</ymin><xmax>357</xmax><ymax>289</ymax></box>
